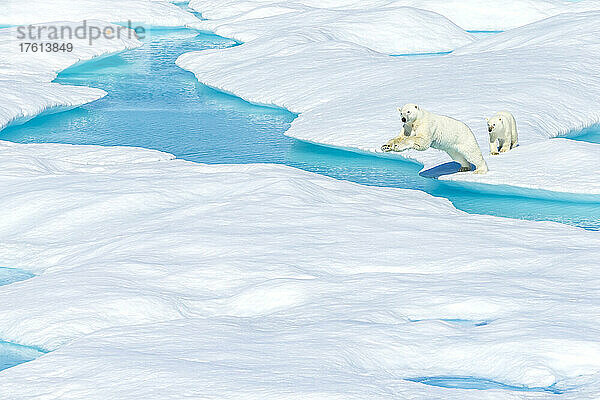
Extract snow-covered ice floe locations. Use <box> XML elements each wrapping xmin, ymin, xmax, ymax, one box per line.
<box><xmin>0</xmin><ymin>22</ymin><xmax>142</xmax><ymax>132</ymax></box>
<box><xmin>0</xmin><ymin>0</ymin><xmax>199</xmax><ymax>27</ymax></box>
<box><xmin>438</xmin><ymin>139</ymin><xmax>600</xmax><ymax>199</ymax></box>
<box><xmin>189</xmin><ymin>4</ymin><xmax>475</xmax><ymax>54</ymax></box>
<box><xmin>189</xmin><ymin>0</ymin><xmax>600</xmax><ymax>30</ymax></box>
<box><xmin>0</xmin><ymin>141</ymin><xmax>600</xmax><ymax>398</ymax></box>
<box><xmin>178</xmin><ymin>10</ymin><xmax>600</xmax><ymax>197</ymax></box>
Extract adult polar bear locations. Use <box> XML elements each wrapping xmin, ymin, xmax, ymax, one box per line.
<box><xmin>382</xmin><ymin>104</ymin><xmax>488</xmax><ymax>174</ymax></box>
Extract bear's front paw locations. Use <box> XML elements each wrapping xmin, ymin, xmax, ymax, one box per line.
<box><xmin>381</xmin><ymin>144</ymin><xmax>392</xmax><ymax>152</ymax></box>
<box><xmin>499</xmin><ymin>148</ymin><xmax>509</xmax><ymax>153</ymax></box>
<box><xmin>392</xmin><ymin>143</ymin><xmax>409</xmax><ymax>152</ymax></box>
<box><xmin>458</xmin><ymin>166</ymin><xmax>472</xmax><ymax>172</ymax></box>
<box><xmin>491</xmin><ymin>151</ymin><xmax>499</xmax><ymax>155</ymax></box>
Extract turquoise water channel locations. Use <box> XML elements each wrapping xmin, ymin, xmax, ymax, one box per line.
<box><xmin>1</xmin><ymin>28</ymin><xmax>599</xmax><ymax>230</ymax></box>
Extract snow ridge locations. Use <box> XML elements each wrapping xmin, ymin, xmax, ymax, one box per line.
<box><xmin>189</xmin><ymin>4</ymin><xmax>475</xmax><ymax>55</ymax></box>
<box><xmin>189</xmin><ymin>0</ymin><xmax>600</xmax><ymax>30</ymax></box>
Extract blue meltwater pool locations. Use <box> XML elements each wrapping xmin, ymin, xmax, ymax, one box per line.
<box><xmin>1</xmin><ymin>28</ymin><xmax>599</xmax><ymax>230</ymax></box>
<box><xmin>407</xmin><ymin>376</ymin><xmax>563</xmax><ymax>394</ymax></box>
<box><xmin>0</xmin><ymin>268</ymin><xmax>46</xmax><ymax>371</ymax></box>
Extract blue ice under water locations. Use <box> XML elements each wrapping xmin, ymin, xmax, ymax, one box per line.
<box><xmin>407</xmin><ymin>376</ymin><xmax>563</xmax><ymax>394</ymax></box>
<box><xmin>1</xmin><ymin>28</ymin><xmax>599</xmax><ymax>230</ymax></box>
<box><xmin>0</xmin><ymin>268</ymin><xmax>45</xmax><ymax>372</ymax></box>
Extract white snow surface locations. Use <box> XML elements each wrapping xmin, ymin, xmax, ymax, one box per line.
<box><xmin>189</xmin><ymin>0</ymin><xmax>600</xmax><ymax>30</ymax></box>
<box><xmin>178</xmin><ymin>11</ymin><xmax>600</xmax><ymax>196</ymax></box>
<box><xmin>0</xmin><ymin>0</ymin><xmax>199</xmax><ymax>27</ymax></box>
<box><xmin>0</xmin><ymin>141</ymin><xmax>599</xmax><ymax>398</ymax></box>
<box><xmin>0</xmin><ymin>22</ymin><xmax>142</xmax><ymax>132</ymax></box>
<box><xmin>439</xmin><ymin>139</ymin><xmax>600</xmax><ymax>197</ymax></box>
<box><xmin>189</xmin><ymin>5</ymin><xmax>475</xmax><ymax>54</ymax></box>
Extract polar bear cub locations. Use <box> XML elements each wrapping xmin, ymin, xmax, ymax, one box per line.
<box><xmin>486</xmin><ymin>111</ymin><xmax>518</xmax><ymax>155</ymax></box>
<box><xmin>381</xmin><ymin>104</ymin><xmax>488</xmax><ymax>174</ymax></box>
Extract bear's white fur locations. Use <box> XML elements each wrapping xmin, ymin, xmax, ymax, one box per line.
<box><xmin>382</xmin><ymin>104</ymin><xmax>488</xmax><ymax>174</ymax></box>
<box><xmin>486</xmin><ymin>111</ymin><xmax>518</xmax><ymax>155</ymax></box>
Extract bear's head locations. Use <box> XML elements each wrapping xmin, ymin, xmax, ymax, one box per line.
<box><xmin>486</xmin><ymin>115</ymin><xmax>504</xmax><ymax>134</ymax></box>
<box><xmin>398</xmin><ymin>104</ymin><xmax>420</xmax><ymax>124</ymax></box>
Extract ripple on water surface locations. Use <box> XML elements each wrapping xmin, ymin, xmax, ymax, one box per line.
<box><xmin>0</xmin><ymin>28</ymin><xmax>598</xmax><ymax>230</ymax></box>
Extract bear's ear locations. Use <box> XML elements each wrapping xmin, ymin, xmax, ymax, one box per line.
<box><xmin>485</xmin><ymin>117</ymin><xmax>489</xmax><ymax>122</ymax></box>
<box><xmin>397</xmin><ymin>107</ymin><xmax>402</xmax><ymax>112</ymax></box>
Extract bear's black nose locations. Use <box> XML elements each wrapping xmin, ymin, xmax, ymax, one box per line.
<box><xmin>401</xmin><ymin>117</ymin><xmax>406</xmax><ymax>123</ymax></box>
<box><xmin>488</xmin><ymin>127</ymin><xmax>492</xmax><ymax>132</ymax></box>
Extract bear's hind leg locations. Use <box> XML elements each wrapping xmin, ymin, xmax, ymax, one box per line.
<box><xmin>463</xmin><ymin>148</ymin><xmax>488</xmax><ymax>174</ymax></box>
<box><xmin>510</xmin><ymin>116</ymin><xmax>519</xmax><ymax>148</ymax></box>
<box><xmin>510</xmin><ymin>129</ymin><xmax>519</xmax><ymax>149</ymax></box>
<box><xmin>489</xmin><ymin>137</ymin><xmax>499</xmax><ymax>155</ymax></box>
<box><xmin>499</xmin><ymin>138</ymin><xmax>511</xmax><ymax>153</ymax></box>
<box><xmin>447</xmin><ymin>149</ymin><xmax>472</xmax><ymax>172</ymax></box>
